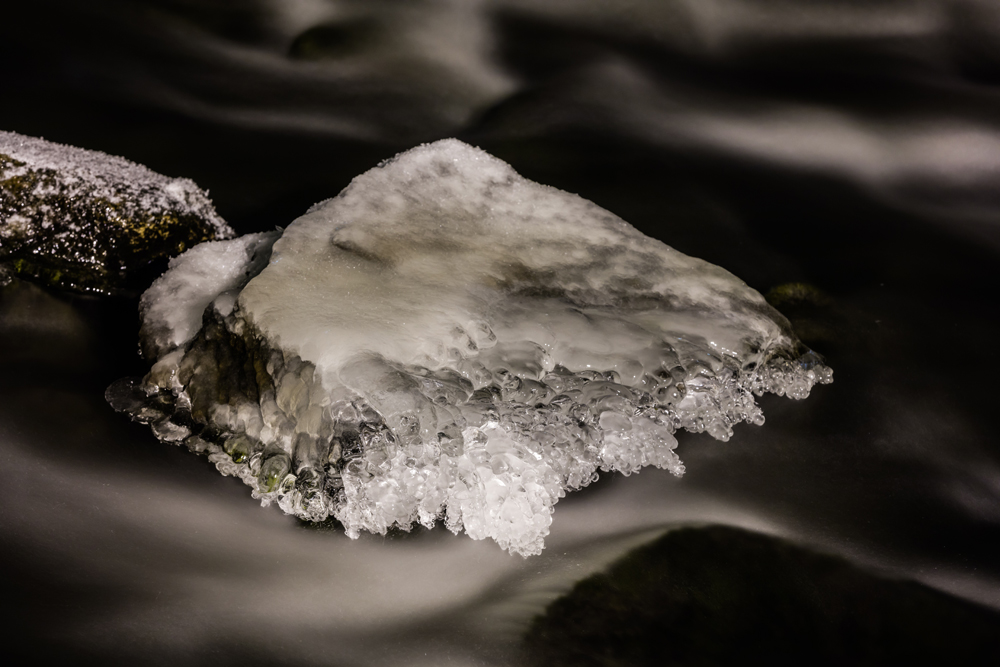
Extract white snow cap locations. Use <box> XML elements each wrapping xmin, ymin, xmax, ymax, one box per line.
<box><xmin>241</xmin><ymin>139</ymin><xmax>782</xmax><ymax>385</ymax></box>
<box><xmin>140</xmin><ymin>231</ymin><xmax>280</xmax><ymax>358</ymax></box>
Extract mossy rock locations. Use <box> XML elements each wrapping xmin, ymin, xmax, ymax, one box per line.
<box><xmin>0</xmin><ymin>131</ymin><xmax>233</xmax><ymax>295</ymax></box>
<box><xmin>524</xmin><ymin>525</ymin><xmax>1000</xmax><ymax>666</ymax></box>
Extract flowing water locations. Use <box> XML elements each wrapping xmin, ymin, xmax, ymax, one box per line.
<box><xmin>2</xmin><ymin>1</ymin><xmax>1000</xmax><ymax>664</ymax></box>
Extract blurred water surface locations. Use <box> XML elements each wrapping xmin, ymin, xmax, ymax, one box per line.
<box><xmin>2</xmin><ymin>1</ymin><xmax>1000</xmax><ymax>664</ymax></box>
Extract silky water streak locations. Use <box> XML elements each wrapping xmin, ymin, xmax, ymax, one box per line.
<box><xmin>108</xmin><ymin>139</ymin><xmax>831</xmax><ymax>556</ymax></box>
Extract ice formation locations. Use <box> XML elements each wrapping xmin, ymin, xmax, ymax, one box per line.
<box><xmin>0</xmin><ymin>131</ymin><xmax>233</xmax><ymax>294</ymax></box>
<box><xmin>109</xmin><ymin>139</ymin><xmax>831</xmax><ymax>556</ymax></box>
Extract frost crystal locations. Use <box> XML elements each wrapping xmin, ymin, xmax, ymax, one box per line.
<box><xmin>110</xmin><ymin>139</ymin><xmax>831</xmax><ymax>556</ymax></box>
<box><xmin>0</xmin><ymin>131</ymin><xmax>233</xmax><ymax>294</ymax></box>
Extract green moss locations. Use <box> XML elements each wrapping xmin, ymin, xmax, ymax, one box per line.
<box><xmin>524</xmin><ymin>525</ymin><xmax>1000</xmax><ymax>666</ymax></box>
<box><xmin>223</xmin><ymin>435</ymin><xmax>253</xmax><ymax>464</ymax></box>
<box><xmin>766</xmin><ymin>282</ymin><xmax>830</xmax><ymax>308</ymax></box>
<box><xmin>763</xmin><ymin>282</ymin><xmax>846</xmax><ymax>350</ymax></box>
<box><xmin>259</xmin><ymin>454</ymin><xmax>290</xmax><ymax>493</ymax></box>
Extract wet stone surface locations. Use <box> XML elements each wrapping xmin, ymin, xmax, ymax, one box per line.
<box><xmin>0</xmin><ymin>131</ymin><xmax>233</xmax><ymax>295</ymax></box>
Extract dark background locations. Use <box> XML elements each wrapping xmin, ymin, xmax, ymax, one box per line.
<box><xmin>2</xmin><ymin>1</ymin><xmax>1000</xmax><ymax>664</ymax></box>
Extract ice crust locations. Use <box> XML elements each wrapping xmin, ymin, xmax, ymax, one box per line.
<box><xmin>0</xmin><ymin>130</ymin><xmax>233</xmax><ymax>294</ymax></box>
<box><xmin>119</xmin><ymin>139</ymin><xmax>831</xmax><ymax>556</ymax></box>
<box><xmin>139</xmin><ymin>231</ymin><xmax>280</xmax><ymax>359</ymax></box>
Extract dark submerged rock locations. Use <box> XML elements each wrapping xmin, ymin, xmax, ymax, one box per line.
<box><xmin>524</xmin><ymin>525</ymin><xmax>1000</xmax><ymax>666</ymax></box>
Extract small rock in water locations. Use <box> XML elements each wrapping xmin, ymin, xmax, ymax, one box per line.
<box><xmin>0</xmin><ymin>131</ymin><xmax>233</xmax><ymax>295</ymax></box>
<box><xmin>111</xmin><ymin>139</ymin><xmax>832</xmax><ymax>557</ymax></box>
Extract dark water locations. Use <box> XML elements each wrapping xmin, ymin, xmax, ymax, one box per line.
<box><xmin>2</xmin><ymin>1</ymin><xmax>1000</xmax><ymax>664</ymax></box>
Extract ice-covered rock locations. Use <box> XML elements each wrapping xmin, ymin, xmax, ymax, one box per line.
<box><xmin>0</xmin><ymin>131</ymin><xmax>233</xmax><ymax>294</ymax></box>
<box><xmin>110</xmin><ymin>139</ymin><xmax>831</xmax><ymax>556</ymax></box>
